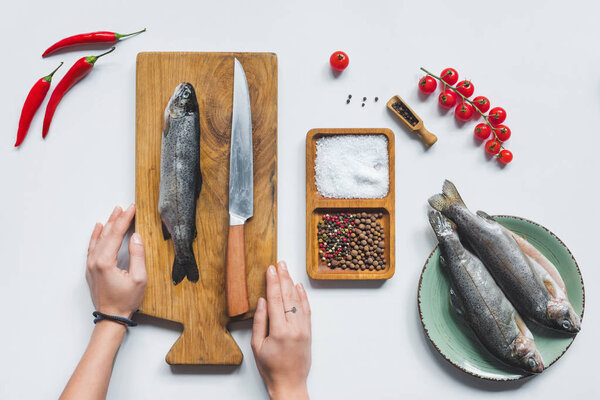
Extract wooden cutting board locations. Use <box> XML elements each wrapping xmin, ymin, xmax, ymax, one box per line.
<box><xmin>135</xmin><ymin>52</ymin><xmax>277</xmax><ymax>365</ymax></box>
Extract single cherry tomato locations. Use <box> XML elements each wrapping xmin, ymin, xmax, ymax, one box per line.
<box><xmin>485</xmin><ymin>139</ymin><xmax>501</xmax><ymax>155</ymax></box>
<box><xmin>455</xmin><ymin>102</ymin><xmax>474</xmax><ymax>121</ymax></box>
<box><xmin>498</xmin><ymin>149</ymin><xmax>513</xmax><ymax>164</ymax></box>
<box><xmin>330</xmin><ymin>51</ymin><xmax>349</xmax><ymax>71</ymax></box>
<box><xmin>473</xmin><ymin>96</ymin><xmax>490</xmax><ymax>113</ymax></box>
<box><xmin>438</xmin><ymin>90</ymin><xmax>457</xmax><ymax>108</ymax></box>
<box><xmin>441</xmin><ymin>68</ymin><xmax>458</xmax><ymax>85</ymax></box>
<box><xmin>418</xmin><ymin>76</ymin><xmax>437</xmax><ymax>94</ymax></box>
<box><xmin>474</xmin><ymin>123</ymin><xmax>491</xmax><ymax>140</ymax></box>
<box><xmin>488</xmin><ymin>107</ymin><xmax>506</xmax><ymax>126</ymax></box>
<box><xmin>455</xmin><ymin>80</ymin><xmax>474</xmax><ymax>97</ymax></box>
<box><xmin>494</xmin><ymin>125</ymin><xmax>511</xmax><ymax>142</ymax></box>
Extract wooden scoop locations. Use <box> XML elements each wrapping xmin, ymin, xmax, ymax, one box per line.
<box><xmin>387</xmin><ymin>95</ymin><xmax>437</xmax><ymax>147</ymax></box>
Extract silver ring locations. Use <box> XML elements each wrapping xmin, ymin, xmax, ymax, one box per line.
<box><xmin>285</xmin><ymin>306</ymin><xmax>297</xmax><ymax>314</ymax></box>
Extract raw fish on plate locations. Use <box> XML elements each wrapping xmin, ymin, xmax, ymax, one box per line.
<box><xmin>428</xmin><ymin>180</ymin><xmax>581</xmax><ymax>334</ymax></box>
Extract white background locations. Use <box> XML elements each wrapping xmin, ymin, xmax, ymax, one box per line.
<box><xmin>1</xmin><ymin>0</ymin><xmax>599</xmax><ymax>399</ymax></box>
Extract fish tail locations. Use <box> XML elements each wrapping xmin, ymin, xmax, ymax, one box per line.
<box><xmin>428</xmin><ymin>180</ymin><xmax>466</xmax><ymax>213</ymax></box>
<box><xmin>172</xmin><ymin>246</ymin><xmax>199</xmax><ymax>285</ymax></box>
<box><xmin>428</xmin><ymin>210</ymin><xmax>454</xmax><ymax>238</ymax></box>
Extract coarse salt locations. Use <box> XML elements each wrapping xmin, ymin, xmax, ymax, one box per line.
<box><xmin>314</xmin><ymin>135</ymin><xmax>389</xmax><ymax>199</ymax></box>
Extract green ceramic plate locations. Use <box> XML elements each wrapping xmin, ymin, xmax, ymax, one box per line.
<box><xmin>418</xmin><ymin>216</ymin><xmax>585</xmax><ymax>381</ymax></box>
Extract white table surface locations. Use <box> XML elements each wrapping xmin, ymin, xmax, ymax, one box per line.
<box><xmin>2</xmin><ymin>0</ymin><xmax>599</xmax><ymax>398</ymax></box>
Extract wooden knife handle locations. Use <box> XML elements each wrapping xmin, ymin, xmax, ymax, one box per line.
<box><xmin>417</xmin><ymin>126</ymin><xmax>438</xmax><ymax>147</ymax></box>
<box><xmin>226</xmin><ymin>225</ymin><xmax>250</xmax><ymax>317</ymax></box>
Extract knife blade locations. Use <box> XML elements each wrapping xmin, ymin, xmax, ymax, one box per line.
<box><xmin>226</xmin><ymin>58</ymin><xmax>253</xmax><ymax>317</ymax></box>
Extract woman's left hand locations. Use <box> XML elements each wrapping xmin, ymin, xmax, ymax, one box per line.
<box><xmin>251</xmin><ymin>261</ymin><xmax>311</xmax><ymax>400</ymax></box>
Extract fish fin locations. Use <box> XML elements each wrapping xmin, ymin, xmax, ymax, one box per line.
<box><xmin>428</xmin><ymin>194</ymin><xmax>449</xmax><ymax>213</ymax></box>
<box><xmin>172</xmin><ymin>258</ymin><xmax>186</xmax><ymax>285</ymax></box>
<box><xmin>543</xmin><ymin>278</ymin><xmax>557</xmax><ymax>298</ymax></box>
<box><xmin>428</xmin><ymin>180</ymin><xmax>466</xmax><ymax>213</ymax></box>
<box><xmin>476</xmin><ymin>210</ymin><xmax>494</xmax><ymax>221</ymax></box>
<box><xmin>172</xmin><ymin>246</ymin><xmax>199</xmax><ymax>285</ymax></box>
<box><xmin>163</xmin><ymin>109</ymin><xmax>171</xmax><ymax>138</ymax></box>
<box><xmin>526</xmin><ymin>254</ymin><xmax>565</xmax><ymax>299</ymax></box>
<box><xmin>513</xmin><ymin>312</ymin><xmax>534</xmax><ymax>339</ymax></box>
<box><xmin>439</xmin><ymin>255</ymin><xmax>446</xmax><ymax>269</ymax></box>
<box><xmin>449</xmin><ymin>288</ymin><xmax>466</xmax><ymax>318</ymax></box>
<box><xmin>195</xmin><ymin>169</ymin><xmax>202</xmax><ymax>199</ymax></box>
<box><xmin>161</xmin><ymin>221</ymin><xmax>171</xmax><ymax>240</ymax></box>
<box><xmin>428</xmin><ymin>210</ymin><xmax>453</xmax><ymax>238</ymax></box>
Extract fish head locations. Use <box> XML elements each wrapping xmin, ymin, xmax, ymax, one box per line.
<box><xmin>510</xmin><ymin>335</ymin><xmax>545</xmax><ymax>374</ymax></box>
<box><xmin>167</xmin><ymin>82</ymin><xmax>198</xmax><ymax>119</ymax></box>
<box><xmin>547</xmin><ymin>299</ymin><xmax>581</xmax><ymax>333</ymax></box>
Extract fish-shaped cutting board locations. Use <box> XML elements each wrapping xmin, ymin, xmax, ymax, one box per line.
<box><xmin>135</xmin><ymin>52</ymin><xmax>277</xmax><ymax>365</ymax></box>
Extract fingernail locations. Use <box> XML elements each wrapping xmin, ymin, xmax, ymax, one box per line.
<box><xmin>297</xmin><ymin>283</ymin><xmax>305</xmax><ymax>292</ymax></box>
<box><xmin>127</xmin><ymin>204</ymin><xmax>135</xmax><ymax>212</ymax></box>
<box><xmin>111</xmin><ymin>206</ymin><xmax>120</xmax><ymax>215</ymax></box>
<box><xmin>257</xmin><ymin>297</ymin><xmax>265</xmax><ymax>310</ymax></box>
<box><xmin>279</xmin><ymin>261</ymin><xmax>287</xmax><ymax>271</ymax></box>
<box><xmin>268</xmin><ymin>265</ymin><xmax>276</xmax><ymax>275</ymax></box>
<box><xmin>132</xmin><ymin>233</ymin><xmax>142</xmax><ymax>244</ymax></box>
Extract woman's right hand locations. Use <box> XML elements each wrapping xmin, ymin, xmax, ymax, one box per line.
<box><xmin>251</xmin><ymin>261</ymin><xmax>311</xmax><ymax>400</ymax></box>
<box><xmin>86</xmin><ymin>205</ymin><xmax>147</xmax><ymax>319</ymax></box>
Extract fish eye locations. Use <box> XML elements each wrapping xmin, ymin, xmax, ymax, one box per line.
<box><xmin>528</xmin><ymin>358</ymin><xmax>537</xmax><ymax>368</ymax></box>
<box><xmin>562</xmin><ymin>320</ymin><xmax>571</xmax><ymax>330</ymax></box>
<box><xmin>182</xmin><ymin>90</ymin><xmax>190</xmax><ymax>99</ymax></box>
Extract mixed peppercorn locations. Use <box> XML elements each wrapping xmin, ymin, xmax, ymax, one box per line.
<box><xmin>318</xmin><ymin>212</ymin><xmax>386</xmax><ymax>271</ymax></box>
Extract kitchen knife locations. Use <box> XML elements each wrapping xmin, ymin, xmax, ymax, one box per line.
<box><xmin>226</xmin><ymin>58</ymin><xmax>253</xmax><ymax>317</ymax></box>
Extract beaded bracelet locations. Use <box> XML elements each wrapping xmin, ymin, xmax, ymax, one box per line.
<box><xmin>93</xmin><ymin>311</ymin><xmax>137</xmax><ymax>327</ymax></box>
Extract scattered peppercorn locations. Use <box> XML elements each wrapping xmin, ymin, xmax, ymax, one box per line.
<box><xmin>317</xmin><ymin>212</ymin><xmax>386</xmax><ymax>271</ymax></box>
<box><xmin>362</xmin><ymin>103</ymin><xmax>365</xmax><ymax>107</ymax></box>
<box><xmin>348</xmin><ymin>94</ymin><xmax>352</xmax><ymax>99</ymax></box>
<box><xmin>363</xmin><ymin>97</ymin><xmax>367</xmax><ymax>101</ymax></box>
<box><xmin>346</xmin><ymin>99</ymin><xmax>350</xmax><ymax>104</ymax></box>
<box><xmin>375</xmin><ymin>97</ymin><xmax>379</xmax><ymax>102</ymax></box>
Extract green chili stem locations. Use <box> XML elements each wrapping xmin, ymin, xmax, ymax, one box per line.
<box><xmin>115</xmin><ymin>28</ymin><xmax>147</xmax><ymax>40</ymax></box>
<box><xmin>95</xmin><ymin>47</ymin><xmax>116</xmax><ymax>59</ymax></box>
<box><xmin>43</xmin><ymin>62</ymin><xmax>64</xmax><ymax>82</ymax></box>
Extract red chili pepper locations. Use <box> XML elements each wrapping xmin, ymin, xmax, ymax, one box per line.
<box><xmin>42</xmin><ymin>28</ymin><xmax>145</xmax><ymax>57</ymax></box>
<box><xmin>14</xmin><ymin>63</ymin><xmax>64</xmax><ymax>147</ymax></box>
<box><xmin>42</xmin><ymin>47</ymin><xmax>115</xmax><ymax>138</ymax></box>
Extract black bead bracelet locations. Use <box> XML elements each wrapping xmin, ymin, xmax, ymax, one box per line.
<box><xmin>93</xmin><ymin>311</ymin><xmax>137</xmax><ymax>327</ymax></box>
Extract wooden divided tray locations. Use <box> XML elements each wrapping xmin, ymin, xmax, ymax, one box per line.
<box><xmin>135</xmin><ymin>52</ymin><xmax>277</xmax><ymax>365</ymax></box>
<box><xmin>305</xmin><ymin>128</ymin><xmax>395</xmax><ymax>280</ymax></box>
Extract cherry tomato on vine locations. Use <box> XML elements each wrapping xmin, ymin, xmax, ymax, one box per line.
<box><xmin>473</xmin><ymin>96</ymin><xmax>490</xmax><ymax>113</ymax></box>
<box><xmin>441</xmin><ymin>68</ymin><xmax>458</xmax><ymax>85</ymax></box>
<box><xmin>485</xmin><ymin>139</ymin><xmax>501</xmax><ymax>155</ymax></box>
<box><xmin>438</xmin><ymin>90</ymin><xmax>457</xmax><ymax>108</ymax></box>
<box><xmin>330</xmin><ymin>51</ymin><xmax>349</xmax><ymax>71</ymax></box>
<box><xmin>418</xmin><ymin>76</ymin><xmax>437</xmax><ymax>94</ymax></box>
<box><xmin>455</xmin><ymin>102</ymin><xmax>474</xmax><ymax>121</ymax></box>
<box><xmin>488</xmin><ymin>107</ymin><xmax>506</xmax><ymax>126</ymax></box>
<box><xmin>498</xmin><ymin>149</ymin><xmax>513</xmax><ymax>164</ymax></box>
<box><xmin>494</xmin><ymin>125</ymin><xmax>511</xmax><ymax>142</ymax></box>
<box><xmin>456</xmin><ymin>80</ymin><xmax>474</xmax><ymax>97</ymax></box>
<box><xmin>474</xmin><ymin>123</ymin><xmax>491</xmax><ymax>140</ymax></box>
